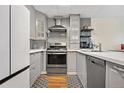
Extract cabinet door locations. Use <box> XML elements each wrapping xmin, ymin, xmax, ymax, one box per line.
<box><xmin>106</xmin><ymin>62</ymin><xmax>124</xmax><ymax>88</ymax></box>
<box><xmin>30</xmin><ymin>52</ymin><xmax>41</xmax><ymax>86</ymax></box>
<box><xmin>70</xmin><ymin>14</ymin><xmax>80</xmax><ymax>29</ymax></box>
<box><xmin>76</xmin><ymin>53</ymin><xmax>87</xmax><ymax>87</ymax></box>
<box><xmin>40</xmin><ymin>52</ymin><xmax>44</xmax><ymax>72</ymax></box>
<box><xmin>0</xmin><ymin>6</ymin><xmax>10</xmax><ymax>80</ymax></box>
<box><xmin>76</xmin><ymin>53</ymin><xmax>80</xmax><ymax>77</ymax></box>
<box><xmin>80</xmin><ymin>53</ymin><xmax>87</xmax><ymax>87</ymax></box>
<box><xmin>67</xmin><ymin>51</ymin><xmax>76</xmax><ymax>74</ymax></box>
<box><xmin>35</xmin><ymin>12</ymin><xmax>46</xmax><ymax>40</ymax></box>
<box><xmin>36</xmin><ymin>19</ymin><xmax>44</xmax><ymax>39</ymax></box>
<box><xmin>11</xmin><ymin>6</ymin><xmax>30</xmax><ymax>74</ymax></box>
<box><xmin>69</xmin><ymin>29</ymin><xmax>80</xmax><ymax>44</ymax></box>
<box><xmin>29</xmin><ymin>6</ymin><xmax>36</xmax><ymax>39</ymax></box>
<box><xmin>69</xmin><ymin>14</ymin><xmax>80</xmax><ymax>48</ymax></box>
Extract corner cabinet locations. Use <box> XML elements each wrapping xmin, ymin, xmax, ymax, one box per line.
<box><xmin>35</xmin><ymin>11</ymin><xmax>47</xmax><ymax>40</ymax></box>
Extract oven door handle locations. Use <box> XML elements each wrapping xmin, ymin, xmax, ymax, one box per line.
<box><xmin>47</xmin><ymin>53</ymin><xmax>67</xmax><ymax>55</ymax></box>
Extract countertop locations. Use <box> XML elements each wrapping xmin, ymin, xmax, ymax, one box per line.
<box><xmin>77</xmin><ymin>50</ymin><xmax>124</xmax><ymax>66</ymax></box>
<box><xmin>30</xmin><ymin>49</ymin><xmax>46</xmax><ymax>53</ymax></box>
<box><xmin>30</xmin><ymin>49</ymin><xmax>124</xmax><ymax>66</ymax></box>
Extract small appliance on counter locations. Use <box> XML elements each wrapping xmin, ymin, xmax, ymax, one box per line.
<box><xmin>121</xmin><ymin>44</ymin><xmax>124</xmax><ymax>50</ymax></box>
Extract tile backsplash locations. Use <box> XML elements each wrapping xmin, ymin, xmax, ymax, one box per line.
<box><xmin>30</xmin><ymin>39</ymin><xmax>46</xmax><ymax>49</ymax></box>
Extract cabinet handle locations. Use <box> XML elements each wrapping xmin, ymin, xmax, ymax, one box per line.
<box><xmin>113</xmin><ymin>66</ymin><xmax>124</xmax><ymax>72</ymax></box>
<box><xmin>91</xmin><ymin>61</ymin><xmax>95</xmax><ymax>64</ymax></box>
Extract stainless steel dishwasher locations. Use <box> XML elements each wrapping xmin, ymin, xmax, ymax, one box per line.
<box><xmin>87</xmin><ymin>56</ymin><xmax>106</xmax><ymax>88</ymax></box>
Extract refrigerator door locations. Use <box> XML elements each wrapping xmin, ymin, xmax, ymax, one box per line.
<box><xmin>0</xmin><ymin>6</ymin><xmax>10</xmax><ymax>80</ymax></box>
<box><xmin>11</xmin><ymin>6</ymin><xmax>30</xmax><ymax>74</ymax></box>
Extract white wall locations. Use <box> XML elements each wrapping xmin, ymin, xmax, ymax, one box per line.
<box><xmin>91</xmin><ymin>18</ymin><xmax>124</xmax><ymax>51</ymax></box>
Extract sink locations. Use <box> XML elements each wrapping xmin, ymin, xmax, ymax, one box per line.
<box><xmin>81</xmin><ymin>49</ymin><xmax>103</xmax><ymax>52</ymax></box>
<box><xmin>91</xmin><ymin>50</ymin><xmax>103</xmax><ymax>52</ymax></box>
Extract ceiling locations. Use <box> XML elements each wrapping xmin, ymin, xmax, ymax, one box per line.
<box><xmin>33</xmin><ymin>5</ymin><xmax>124</xmax><ymax>18</ymax></box>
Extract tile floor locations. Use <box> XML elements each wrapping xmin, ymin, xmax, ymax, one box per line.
<box><xmin>32</xmin><ymin>74</ymin><xmax>83</xmax><ymax>88</ymax></box>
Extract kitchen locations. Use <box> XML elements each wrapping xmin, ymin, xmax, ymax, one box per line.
<box><xmin>0</xmin><ymin>5</ymin><xmax>124</xmax><ymax>88</ymax></box>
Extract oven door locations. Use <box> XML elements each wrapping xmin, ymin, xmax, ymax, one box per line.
<box><xmin>47</xmin><ymin>52</ymin><xmax>67</xmax><ymax>68</ymax></box>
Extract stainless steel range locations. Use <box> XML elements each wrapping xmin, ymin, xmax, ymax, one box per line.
<box><xmin>47</xmin><ymin>42</ymin><xmax>67</xmax><ymax>74</ymax></box>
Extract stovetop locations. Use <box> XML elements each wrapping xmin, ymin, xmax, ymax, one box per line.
<box><xmin>47</xmin><ymin>48</ymin><xmax>67</xmax><ymax>53</ymax></box>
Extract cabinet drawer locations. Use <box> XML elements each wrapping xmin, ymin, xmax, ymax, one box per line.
<box><xmin>30</xmin><ymin>63</ymin><xmax>41</xmax><ymax>78</ymax></box>
<box><xmin>30</xmin><ymin>53</ymin><xmax>41</xmax><ymax>65</ymax></box>
<box><xmin>30</xmin><ymin>63</ymin><xmax>41</xmax><ymax>86</ymax></box>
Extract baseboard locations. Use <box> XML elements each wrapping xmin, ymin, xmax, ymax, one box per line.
<box><xmin>67</xmin><ymin>72</ymin><xmax>77</xmax><ymax>75</ymax></box>
<box><xmin>41</xmin><ymin>71</ymin><xmax>47</xmax><ymax>74</ymax></box>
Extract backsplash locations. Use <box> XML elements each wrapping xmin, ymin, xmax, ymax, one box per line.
<box><xmin>30</xmin><ymin>39</ymin><xmax>46</xmax><ymax>49</ymax></box>
<box><xmin>48</xmin><ymin>32</ymin><xmax>66</xmax><ymax>43</ymax></box>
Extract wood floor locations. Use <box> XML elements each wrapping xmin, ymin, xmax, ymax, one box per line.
<box><xmin>48</xmin><ymin>75</ymin><xmax>67</xmax><ymax>88</ymax></box>
<box><xmin>32</xmin><ymin>75</ymin><xmax>83</xmax><ymax>88</ymax></box>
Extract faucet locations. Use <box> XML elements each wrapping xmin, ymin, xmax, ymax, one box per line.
<box><xmin>98</xmin><ymin>43</ymin><xmax>102</xmax><ymax>52</ymax></box>
<box><xmin>91</xmin><ymin>42</ymin><xmax>102</xmax><ymax>52</ymax></box>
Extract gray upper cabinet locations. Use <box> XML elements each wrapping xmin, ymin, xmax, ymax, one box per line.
<box><xmin>27</xmin><ymin>6</ymin><xmax>47</xmax><ymax>40</ymax></box>
<box><xmin>0</xmin><ymin>5</ymin><xmax>10</xmax><ymax>80</ymax></box>
<box><xmin>29</xmin><ymin>6</ymin><xmax>36</xmax><ymax>40</ymax></box>
<box><xmin>70</xmin><ymin>14</ymin><xmax>80</xmax><ymax>29</ymax></box>
<box><xmin>35</xmin><ymin>11</ymin><xmax>47</xmax><ymax>40</ymax></box>
<box><xmin>69</xmin><ymin>14</ymin><xmax>80</xmax><ymax>43</ymax></box>
<box><xmin>69</xmin><ymin>14</ymin><xmax>80</xmax><ymax>49</ymax></box>
<box><xmin>11</xmin><ymin>6</ymin><xmax>30</xmax><ymax>74</ymax></box>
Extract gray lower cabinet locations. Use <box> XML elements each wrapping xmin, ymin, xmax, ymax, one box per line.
<box><xmin>76</xmin><ymin>52</ymin><xmax>124</xmax><ymax>88</ymax></box>
<box><xmin>67</xmin><ymin>51</ymin><xmax>77</xmax><ymax>74</ymax></box>
<box><xmin>106</xmin><ymin>62</ymin><xmax>124</xmax><ymax>88</ymax></box>
<box><xmin>40</xmin><ymin>52</ymin><xmax>44</xmax><ymax>73</ymax></box>
<box><xmin>76</xmin><ymin>52</ymin><xmax>87</xmax><ymax>87</ymax></box>
<box><xmin>30</xmin><ymin>52</ymin><xmax>42</xmax><ymax>86</ymax></box>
